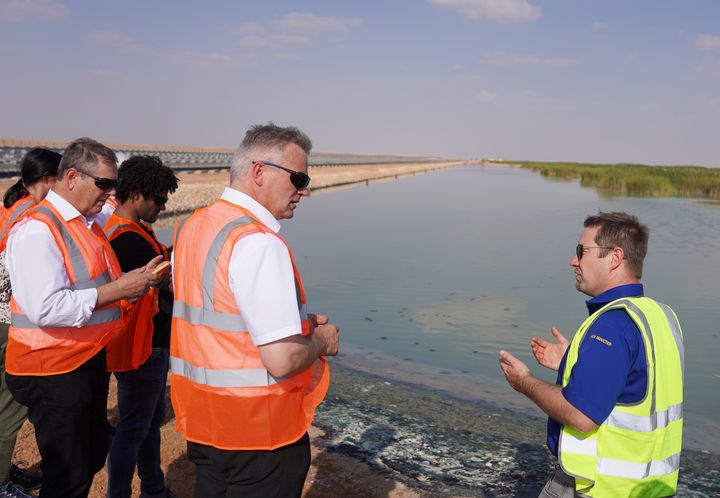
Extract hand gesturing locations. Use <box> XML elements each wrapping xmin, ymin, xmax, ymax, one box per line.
<box><xmin>531</xmin><ymin>327</ymin><xmax>569</xmax><ymax>372</ymax></box>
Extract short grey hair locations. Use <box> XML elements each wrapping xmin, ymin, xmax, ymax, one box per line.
<box><xmin>57</xmin><ymin>137</ymin><xmax>117</xmax><ymax>178</ymax></box>
<box><xmin>230</xmin><ymin>123</ymin><xmax>312</xmax><ymax>184</ymax></box>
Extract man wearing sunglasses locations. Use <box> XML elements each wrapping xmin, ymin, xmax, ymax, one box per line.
<box><xmin>171</xmin><ymin>123</ymin><xmax>339</xmax><ymax>497</ymax></box>
<box><xmin>499</xmin><ymin>212</ymin><xmax>684</xmax><ymax>497</ymax></box>
<box><xmin>5</xmin><ymin>138</ymin><xmax>166</xmax><ymax>498</ymax></box>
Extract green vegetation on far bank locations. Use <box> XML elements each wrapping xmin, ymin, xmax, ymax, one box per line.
<box><xmin>492</xmin><ymin>161</ymin><xmax>720</xmax><ymax>199</ymax></box>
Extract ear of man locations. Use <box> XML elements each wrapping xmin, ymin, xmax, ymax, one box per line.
<box><xmin>64</xmin><ymin>168</ymin><xmax>81</xmax><ymax>191</ymax></box>
<box><xmin>251</xmin><ymin>161</ymin><xmax>266</xmax><ymax>187</ymax></box>
<box><xmin>609</xmin><ymin>246</ymin><xmax>625</xmax><ymax>271</ymax></box>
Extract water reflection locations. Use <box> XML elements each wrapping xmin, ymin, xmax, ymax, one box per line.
<box><xmin>158</xmin><ymin>165</ymin><xmax>720</xmax><ymax>452</ymax></box>
<box><xmin>281</xmin><ymin>165</ymin><xmax>720</xmax><ymax>452</ymax></box>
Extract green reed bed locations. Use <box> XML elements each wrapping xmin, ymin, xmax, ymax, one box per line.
<box><xmin>495</xmin><ymin>161</ymin><xmax>720</xmax><ymax>199</ymax></box>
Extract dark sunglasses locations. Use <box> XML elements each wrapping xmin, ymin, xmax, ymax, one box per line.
<box><xmin>575</xmin><ymin>244</ymin><xmax>614</xmax><ymax>260</ymax></box>
<box><xmin>255</xmin><ymin>161</ymin><xmax>310</xmax><ymax>190</ymax></box>
<box><xmin>77</xmin><ymin>169</ymin><xmax>117</xmax><ymax>191</ymax></box>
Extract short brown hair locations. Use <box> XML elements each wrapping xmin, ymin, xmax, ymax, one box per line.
<box><xmin>584</xmin><ymin>211</ymin><xmax>648</xmax><ymax>278</ymax></box>
<box><xmin>58</xmin><ymin>137</ymin><xmax>117</xmax><ymax>178</ymax></box>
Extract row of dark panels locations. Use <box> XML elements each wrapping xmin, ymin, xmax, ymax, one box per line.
<box><xmin>0</xmin><ymin>147</ymin><xmax>441</xmax><ymax>173</ymax></box>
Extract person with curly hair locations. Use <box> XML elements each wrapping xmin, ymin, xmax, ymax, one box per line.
<box><xmin>104</xmin><ymin>155</ymin><xmax>178</xmax><ymax>498</ymax></box>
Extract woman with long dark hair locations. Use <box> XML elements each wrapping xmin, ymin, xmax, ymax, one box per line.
<box><xmin>0</xmin><ymin>147</ymin><xmax>60</xmax><ymax>497</ymax></box>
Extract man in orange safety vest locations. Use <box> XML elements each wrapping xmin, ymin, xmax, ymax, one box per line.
<box><xmin>171</xmin><ymin>123</ymin><xmax>339</xmax><ymax>497</ymax></box>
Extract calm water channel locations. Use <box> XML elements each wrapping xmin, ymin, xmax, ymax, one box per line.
<box><xmin>282</xmin><ymin>165</ymin><xmax>719</xmax><ymax>453</ymax></box>
<box><xmin>162</xmin><ymin>165</ymin><xmax>720</xmax><ymax>453</ymax></box>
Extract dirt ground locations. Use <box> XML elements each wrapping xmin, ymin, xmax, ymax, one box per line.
<box><xmin>5</xmin><ymin>163</ymin><xmax>471</xmax><ymax>497</ymax></box>
<box><xmin>11</xmin><ymin>376</ymin><xmax>423</xmax><ymax>498</ymax></box>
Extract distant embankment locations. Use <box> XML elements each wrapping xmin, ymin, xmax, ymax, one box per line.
<box><xmin>0</xmin><ymin>138</ymin><xmax>459</xmax><ymax>176</ymax></box>
<box><xmin>160</xmin><ymin>161</ymin><xmax>469</xmax><ymax>221</ymax></box>
<box><xmin>495</xmin><ymin>160</ymin><xmax>720</xmax><ymax>200</ymax></box>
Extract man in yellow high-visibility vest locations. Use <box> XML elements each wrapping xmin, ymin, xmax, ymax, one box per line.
<box><xmin>499</xmin><ymin>211</ymin><xmax>684</xmax><ymax>497</ymax></box>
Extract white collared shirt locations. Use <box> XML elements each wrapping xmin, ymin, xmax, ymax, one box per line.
<box><xmin>6</xmin><ymin>190</ymin><xmax>100</xmax><ymax>327</ymax></box>
<box><xmin>200</xmin><ymin>188</ymin><xmax>302</xmax><ymax>346</ymax></box>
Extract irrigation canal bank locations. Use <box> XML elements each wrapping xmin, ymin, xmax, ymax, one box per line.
<box><xmin>312</xmin><ymin>362</ymin><xmax>719</xmax><ymax>497</ymax></box>
<box><xmin>8</xmin><ymin>162</ymin><xmax>718</xmax><ymax>496</ymax></box>
<box><xmin>155</xmin><ymin>161</ymin><xmax>469</xmax><ymax>222</ymax></box>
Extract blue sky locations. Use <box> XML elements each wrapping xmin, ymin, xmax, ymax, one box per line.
<box><xmin>1</xmin><ymin>0</ymin><xmax>719</xmax><ymax>165</ymax></box>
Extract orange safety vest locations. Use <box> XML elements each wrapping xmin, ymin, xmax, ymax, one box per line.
<box><xmin>0</xmin><ymin>195</ymin><xmax>36</xmax><ymax>252</ymax></box>
<box><xmin>170</xmin><ymin>199</ymin><xmax>329</xmax><ymax>450</ymax></box>
<box><xmin>6</xmin><ymin>200</ymin><xmax>125</xmax><ymax>375</ymax></box>
<box><xmin>104</xmin><ymin>212</ymin><xmax>169</xmax><ymax>372</ymax></box>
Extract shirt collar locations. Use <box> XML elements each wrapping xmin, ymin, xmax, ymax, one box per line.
<box><xmin>45</xmin><ymin>189</ymin><xmax>102</xmax><ymax>228</ymax></box>
<box><xmin>220</xmin><ymin>187</ymin><xmax>281</xmax><ymax>233</ymax></box>
<box><xmin>586</xmin><ymin>283</ymin><xmax>644</xmax><ymax>315</ymax></box>
<box><xmin>45</xmin><ymin>189</ymin><xmax>87</xmax><ymax>223</ymax></box>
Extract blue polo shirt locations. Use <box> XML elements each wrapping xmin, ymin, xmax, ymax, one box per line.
<box><xmin>547</xmin><ymin>284</ymin><xmax>648</xmax><ymax>456</ymax></box>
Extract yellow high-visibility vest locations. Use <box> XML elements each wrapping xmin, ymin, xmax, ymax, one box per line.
<box><xmin>559</xmin><ymin>297</ymin><xmax>684</xmax><ymax>497</ymax></box>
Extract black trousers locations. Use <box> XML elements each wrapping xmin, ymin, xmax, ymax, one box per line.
<box><xmin>187</xmin><ymin>432</ymin><xmax>311</xmax><ymax>498</ymax></box>
<box><xmin>6</xmin><ymin>350</ymin><xmax>110</xmax><ymax>498</ymax></box>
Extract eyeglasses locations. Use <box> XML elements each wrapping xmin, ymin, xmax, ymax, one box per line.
<box><xmin>575</xmin><ymin>244</ymin><xmax>614</xmax><ymax>260</ymax></box>
<box><xmin>153</xmin><ymin>195</ymin><xmax>168</xmax><ymax>205</ymax></box>
<box><xmin>77</xmin><ymin>169</ymin><xmax>117</xmax><ymax>191</ymax></box>
<box><xmin>254</xmin><ymin>161</ymin><xmax>310</xmax><ymax>190</ymax></box>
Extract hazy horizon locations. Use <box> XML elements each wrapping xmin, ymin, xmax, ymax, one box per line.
<box><xmin>1</xmin><ymin>1</ymin><xmax>718</xmax><ymax>167</ymax></box>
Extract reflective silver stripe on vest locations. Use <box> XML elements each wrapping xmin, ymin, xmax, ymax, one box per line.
<box><xmin>104</xmin><ymin>223</ymin><xmax>130</xmax><ymax>239</ymax></box>
<box><xmin>72</xmin><ymin>271</ymin><xmax>112</xmax><ymax>290</ymax></box>
<box><xmin>174</xmin><ymin>215</ymin><xmax>307</xmax><ymax>332</ymax></box>
<box><xmin>560</xmin><ymin>434</ymin><xmax>597</xmax><ymax>456</ymax></box>
<box><xmin>173</xmin><ymin>217</ymin><xmax>259</xmax><ymax>332</ymax></box>
<box><xmin>658</xmin><ymin>302</ymin><xmax>685</xmax><ymax>382</ymax></box>
<box><xmin>35</xmin><ymin>206</ymin><xmax>92</xmax><ymax>284</ymax></box>
<box><xmin>606</xmin><ymin>299</ymin><xmax>656</xmax><ymax>410</ymax></box>
<box><xmin>171</xmin><ymin>217</ymin><xmax>255</xmax><ymax>332</ymax></box>
<box><xmin>172</xmin><ymin>301</ymin><xmax>247</xmax><ymax>332</ymax></box>
<box><xmin>11</xmin><ymin>306</ymin><xmax>121</xmax><ymax>329</ymax></box>
<box><xmin>170</xmin><ymin>355</ymin><xmax>284</xmax><ymax>388</ymax></box>
<box><xmin>174</xmin><ymin>216</ymin><xmax>190</xmax><ymax>246</ymax></box>
<box><xmin>295</xmin><ymin>277</ymin><xmax>303</xmax><ymax>309</ymax></box>
<box><xmin>202</xmin><ymin>217</ymin><xmax>255</xmax><ymax>310</ymax></box>
<box><xmin>605</xmin><ymin>403</ymin><xmax>683</xmax><ymax>432</ymax></box>
<box><xmin>0</xmin><ymin>198</ymin><xmax>35</xmax><ymax>242</ymax></box>
<box><xmin>596</xmin><ymin>452</ymin><xmax>680</xmax><ymax>480</ymax></box>
<box><xmin>10</xmin><ymin>207</ymin><xmax>120</xmax><ymax>330</ymax></box>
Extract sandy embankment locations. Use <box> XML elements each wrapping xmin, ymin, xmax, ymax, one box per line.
<box><xmin>10</xmin><ymin>162</ymin><xmax>465</xmax><ymax>498</ymax></box>
<box><xmin>158</xmin><ymin>162</ymin><xmax>466</xmax><ymax>221</ymax></box>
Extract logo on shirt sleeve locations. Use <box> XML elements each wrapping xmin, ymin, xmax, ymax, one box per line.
<box><xmin>590</xmin><ymin>334</ymin><xmax>612</xmax><ymax>347</ymax></box>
